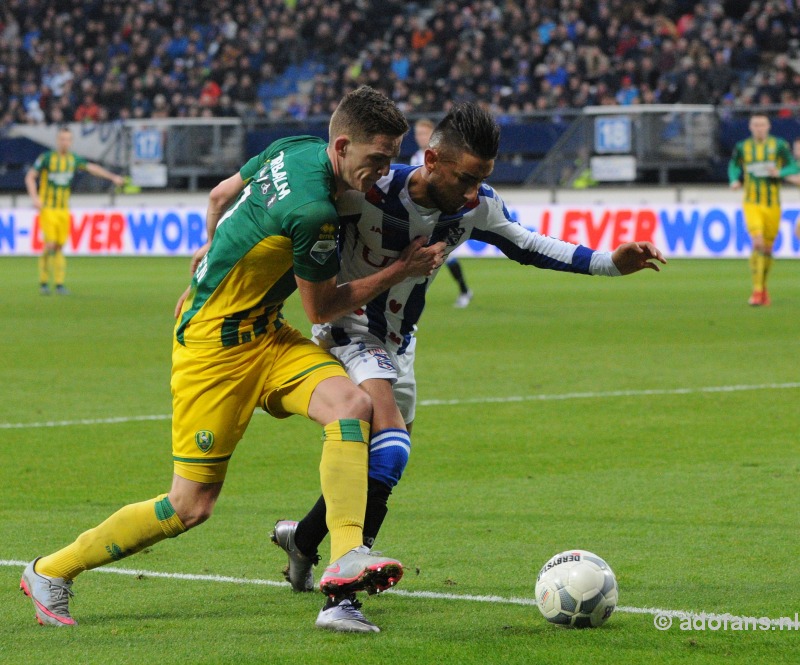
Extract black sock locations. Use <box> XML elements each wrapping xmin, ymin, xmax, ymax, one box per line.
<box><xmin>447</xmin><ymin>260</ymin><xmax>469</xmax><ymax>294</ymax></box>
<box><xmin>294</xmin><ymin>478</ymin><xmax>394</xmax><ymax>555</ymax></box>
<box><xmin>294</xmin><ymin>494</ymin><xmax>328</xmax><ymax>558</ymax></box>
<box><xmin>363</xmin><ymin>478</ymin><xmax>392</xmax><ymax>548</ymax></box>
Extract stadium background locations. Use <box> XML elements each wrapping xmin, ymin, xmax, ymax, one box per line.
<box><xmin>2</xmin><ymin>1</ymin><xmax>800</xmax><ymax>190</ymax></box>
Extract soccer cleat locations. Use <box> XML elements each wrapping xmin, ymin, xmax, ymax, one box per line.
<box><xmin>39</xmin><ymin>284</ymin><xmax>51</xmax><ymax>296</ymax></box>
<box><xmin>315</xmin><ymin>594</ymin><xmax>380</xmax><ymax>633</ymax></box>
<box><xmin>19</xmin><ymin>558</ymin><xmax>77</xmax><ymax>627</ymax></box>
<box><xmin>454</xmin><ymin>289</ymin><xmax>473</xmax><ymax>308</ymax></box>
<box><xmin>748</xmin><ymin>290</ymin><xmax>764</xmax><ymax>306</ymax></box>
<box><xmin>55</xmin><ymin>285</ymin><xmax>70</xmax><ymax>296</ymax></box>
<box><xmin>761</xmin><ymin>290</ymin><xmax>771</xmax><ymax>306</ymax></box>
<box><xmin>270</xmin><ymin>520</ymin><xmax>318</xmax><ymax>592</ymax></box>
<box><xmin>319</xmin><ymin>545</ymin><xmax>403</xmax><ymax>596</ymax></box>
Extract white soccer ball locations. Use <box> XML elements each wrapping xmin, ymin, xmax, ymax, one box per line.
<box><xmin>534</xmin><ymin>550</ymin><xmax>618</xmax><ymax>628</ymax></box>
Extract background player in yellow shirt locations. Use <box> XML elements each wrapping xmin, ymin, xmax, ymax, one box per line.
<box><xmin>20</xmin><ymin>87</ymin><xmax>445</xmax><ymax>629</ymax></box>
<box><xmin>25</xmin><ymin>127</ymin><xmax>124</xmax><ymax>295</ymax></box>
<box><xmin>728</xmin><ymin>113</ymin><xmax>799</xmax><ymax>306</ymax></box>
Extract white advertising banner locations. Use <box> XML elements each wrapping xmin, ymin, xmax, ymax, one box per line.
<box><xmin>1</xmin><ymin>203</ymin><xmax>799</xmax><ymax>257</ymax></box>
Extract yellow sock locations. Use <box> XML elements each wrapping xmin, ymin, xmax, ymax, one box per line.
<box><xmin>38</xmin><ymin>253</ymin><xmax>52</xmax><ymax>284</ymax></box>
<box><xmin>751</xmin><ymin>251</ymin><xmax>765</xmax><ymax>291</ymax></box>
<box><xmin>36</xmin><ymin>494</ymin><xmax>186</xmax><ymax>580</ymax></box>
<box><xmin>53</xmin><ymin>249</ymin><xmax>66</xmax><ymax>286</ymax></box>
<box><xmin>763</xmin><ymin>253</ymin><xmax>773</xmax><ymax>289</ymax></box>
<box><xmin>320</xmin><ymin>419</ymin><xmax>370</xmax><ymax>562</ymax></box>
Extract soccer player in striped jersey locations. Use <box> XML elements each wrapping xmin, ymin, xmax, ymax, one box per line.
<box><xmin>21</xmin><ymin>88</ymin><xmax>445</xmax><ymax>630</ymax></box>
<box><xmin>25</xmin><ymin>127</ymin><xmax>124</xmax><ymax>295</ymax></box>
<box><xmin>728</xmin><ymin>113</ymin><xmax>799</xmax><ymax>306</ymax></box>
<box><xmin>411</xmin><ymin>117</ymin><xmax>473</xmax><ymax>308</ymax></box>
<box><xmin>272</xmin><ymin>103</ymin><xmax>665</xmax><ymax>632</ymax></box>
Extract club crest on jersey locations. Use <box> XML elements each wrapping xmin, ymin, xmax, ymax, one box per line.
<box><xmin>310</xmin><ymin>240</ymin><xmax>337</xmax><ymax>264</ymax></box>
<box><xmin>431</xmin><ymin>225</ymin><xmax>466</xmax><ymax>246</ymax></box>
<box><xmin>195</xmin><ymin>430</ymin><xmax>215</xmax><ymax>453</ymax></box>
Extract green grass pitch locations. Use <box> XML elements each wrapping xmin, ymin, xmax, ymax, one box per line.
<box><xmin>1</xmin><ymin>256</ymin><xmax>799</xmax><ymax>665</ymax></box>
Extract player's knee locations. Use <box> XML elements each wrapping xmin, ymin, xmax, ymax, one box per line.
<box><xmin>169</xmin><ymin>495</ymin><xmax>216</xmax><ymax>529</ymax></box>
<box><xmin>368</xmin><ymin>430</ymin><xmax>411</xmax><ymax>488</ymax></box>
<box><xmin>341</xmin><ymin>384</ymin><xmax>373</xmax><ymax>422</ymax></box>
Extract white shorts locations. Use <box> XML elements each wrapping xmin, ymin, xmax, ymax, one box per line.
<box><xmin>312</xmin><ymin>325</ymin><xmax>417</xmax><ymax>424</ymax></box>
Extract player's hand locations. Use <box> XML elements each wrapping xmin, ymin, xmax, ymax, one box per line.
<box><xmin>174</xmin><ymin>285</ymin><xmax>191</xmax><ymax>319</ymax></box>
<box><xmin>112</xmin><ymin>175</ymin><xmax>125</xmax><ymax>187</ymax></box>
<box><xmin>189</xmin><ymin>242</ymin><xmax>210</xmax><ymax>275</ymax></box>
<box><xmin>32</xmin><ymin>198</ymin><xmax>42</xmax><ymax>210</ymax></box>
<box><xmin>729</xmin><ymin>181</ymin><xmax>742</xmax><ymax>190</ymax></box>
<box><xmin>396</xmin><ymin>236</ymin><xmax>447</xmax><ymax>278</ymax></box>
<box><xmin>612</xmin><ymin>241</ymin><xmax>667</xmax><ymax>274</ymax></box>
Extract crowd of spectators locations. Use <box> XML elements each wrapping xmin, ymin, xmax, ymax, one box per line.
<box><xmin>1</xmin><ymin>0</ymin><xmax>799</xmax><ymax>128</ymax></box>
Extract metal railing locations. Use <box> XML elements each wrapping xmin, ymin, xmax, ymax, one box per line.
<box><xmin>526</xmin><ymin>105</ymin><xmax>718</xmax><ymax>187</ymax></box>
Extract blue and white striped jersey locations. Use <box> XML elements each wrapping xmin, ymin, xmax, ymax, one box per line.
<box><xmin>319</xmin><ymin>164</ymin><xmax>619</xmax><ymax>354</ymax></box>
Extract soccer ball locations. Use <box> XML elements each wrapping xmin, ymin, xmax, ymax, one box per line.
<box><xmin>535</xmin><ymin>550</ymin><xmax>618</xmax><ymax>628</ymax></box>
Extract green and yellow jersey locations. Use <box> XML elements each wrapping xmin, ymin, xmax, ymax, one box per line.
<box><xmin>32</xmin><ymin>151</ymin><xmax>88</xmax><ymax>210</ymax></box>
<box><xmin>177</xmin><ymin>136</ymin><xmax>340</xmax><ymax>348</ymax></box>
<box><xmin>728</xmin><ymin>135</ymin><xmax>799</xmax><ymax>207</ymax></box>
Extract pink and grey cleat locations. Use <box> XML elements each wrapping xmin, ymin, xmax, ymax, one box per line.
<box><xmin>319</xmin><ymin>546</ymin><xmax>403</xmax><ymax>596</ymax></box>
<box><xmin>20</xmin><ymin>558</ymin><xmax>76</xmax><ymax>627</ymax></box>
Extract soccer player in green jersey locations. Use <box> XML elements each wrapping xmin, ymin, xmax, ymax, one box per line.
<box><xmin>25</xmin><ymin>127</ymin><xmax>124</xmax><ymax>295</ymax></box>
<box><xmin>728</xmin><ymin>113</ymin><xmax>799</xmax><ymax>306</ymax></box>
<box><xmin>20</xmin><ymin>87</ymin><xmax>446</xmax><ymax>628</ymax></box>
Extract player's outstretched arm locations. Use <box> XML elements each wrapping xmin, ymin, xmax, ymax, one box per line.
<box><xmin>611</xmin><ymin>242</ymin><xmax>667</xmax><ymax>275</ymax></box>
<box><xmin>86</xmin><ymin>163</ymin><xmax>125</xmax><ymax>187</ymax></box>
<box><xmin>296</xmin><ymin>237</ymin><xmax>446</xmax><ymax>324</ymax></box>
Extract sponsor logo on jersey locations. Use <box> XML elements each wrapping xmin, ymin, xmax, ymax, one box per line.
<box><xmin>269</xmin><ymin>151</ymin><xmax>291</xmax><ymax>200</ymax></box>
<box><xmin>310</xmin><ymin>239</ymin><xmax>337</xmax><ymax>264</ymax></box>
<box><xmin>47</xmin><ymin>172</ymin><xmax>74</xmax><ymax>186</ymax></box>
<box><xmin>195</xmin><ymin>430</ymin><xmax>215</xmax><ymax>452</ymax></box>
<box><xmin>319</xmin><ymin>223</ymin><xmax>336</xmax><ymax>240</ymax></box>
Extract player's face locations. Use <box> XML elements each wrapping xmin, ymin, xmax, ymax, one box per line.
<box><xmin>414</xmin><ymin>124</ymin><xmax>433</xmax><ymax>150</ymax></box>
<box><xmin>56</xmin><ymin>131</ymin><xmax>73</xmax><ymax>154</ymax></box>
<box><xmin>426</xmin><ymin>150</ymin><xmax>494</xmax><ymax>214</ymax></box>
<box><xmin>340</xmin><ymin>134</ymin><xmax>402</xmax><ymax>192</ymax></box>
<box><xmin>749</xmin><ymin>116</ymin><xmax>770</xmax><ymax>142</ymax></box>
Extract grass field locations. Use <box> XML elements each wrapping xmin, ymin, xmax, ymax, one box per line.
<box><xmin>1</xmin><ymin>256</ymin><xmax>799</xmax><ymax>665</ymax></box>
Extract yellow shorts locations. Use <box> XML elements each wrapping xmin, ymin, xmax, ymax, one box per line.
<box><xmin>39</xmin><ymin>208</ymin><xmax>71</xmax><ymax>245</ymax></box>
<box><xmin>743</xmin><ymin>203</ymin><xmax>781</xmax><ymax>244</ymax></box>
<box><xmin>171</xmin><ymin>323</ymin><xmax>347</xmax><ymax>483</ymax></box>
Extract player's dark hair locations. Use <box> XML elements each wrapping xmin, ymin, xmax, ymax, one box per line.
<box><xmin>429</xmin><ymin>103</ymin><xmax>500</xmax><ymax>160</ymax></box>
<box><xmin>329</xmin><ymin>86</ymin><xmax>409</xmax><ymax>143</ymax></box>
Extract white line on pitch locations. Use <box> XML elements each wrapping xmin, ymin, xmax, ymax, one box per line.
<box><xmin>2</xmin><ymin>382</ymin><xmax>799</xmax><ymax>430</ymax></box>
<box><xmin>0</xmin><ymin>559</ymin><xmax>789</xmax><ymax>627</ymax></box>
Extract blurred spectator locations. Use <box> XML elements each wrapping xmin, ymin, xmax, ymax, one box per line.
<box><xmin>74</xmin><ymin>94</ymin><xmax>101</xmax><ymax>122</ymax></box>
